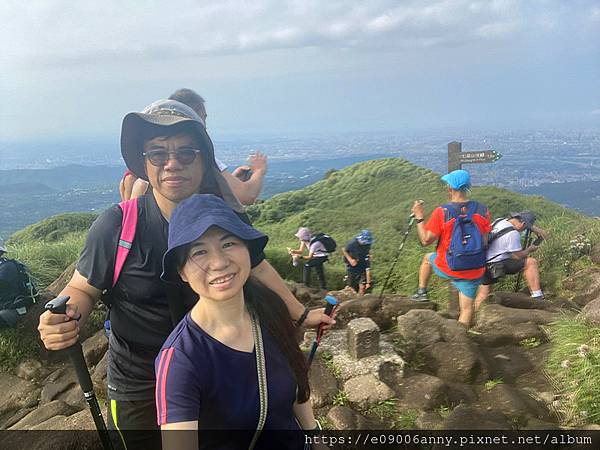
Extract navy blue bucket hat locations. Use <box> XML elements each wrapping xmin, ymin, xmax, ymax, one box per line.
<box><xmin>161</xmin><ymin>194</ymin><xmax>268</xmax><ymax>283</ymax></box>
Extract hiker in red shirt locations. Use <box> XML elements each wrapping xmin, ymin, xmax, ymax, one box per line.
<box><xmin>410</xmin><ymin>170</ymin><xmax>491</xmax><ymax>329</ymax></box>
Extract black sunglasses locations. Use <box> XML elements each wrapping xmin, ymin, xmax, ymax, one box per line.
<box><xmin>142</xmin><ymin>148</ymin><xmax>203</xmax><ymax>167</ymax></box>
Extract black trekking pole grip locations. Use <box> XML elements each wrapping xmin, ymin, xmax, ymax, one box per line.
<box><xmin>45</xmin><ymin>297</ymin><xmax>114</xmax><ymax>450</ymax></box>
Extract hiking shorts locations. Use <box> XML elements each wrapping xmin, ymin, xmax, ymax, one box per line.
<box><xmin>429</xmin><ymin>253</ymin><xmax>482</xmax><ymax>300</ymax></box>
<box><xmin>482</xmin><ymin>258</ymin><xmax>526</xmax><ymax>285</ymax></box>
<box><xmin>346</xmin><ymin>270</ymin><xmax>367</xmax><ymax>292</ymax></box>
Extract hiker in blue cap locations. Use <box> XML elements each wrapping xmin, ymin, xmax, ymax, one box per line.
<box><xmin>410</xmin><ymin>169</ymin><xmax>491</xmax><ymax>329</ymax></box>
<box><xmin>157</xmin><ymin>194</ymin><xmax>321</xmax><ymax>450</ymax></box>
<box><xmin>38</xmin><ymin>98</ymin><xmax>333</xmax><ymax>448</ymax></box>
<box><xmin>342</xmin><ymin>230</ymin><xmax>374</xmax><ymax>295</ymax></box>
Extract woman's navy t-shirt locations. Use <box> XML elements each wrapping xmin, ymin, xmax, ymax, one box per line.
<box><xmin>155</xmin><ymin>312</ymin><xmax>304</xmax><ymax>449</ymax></box>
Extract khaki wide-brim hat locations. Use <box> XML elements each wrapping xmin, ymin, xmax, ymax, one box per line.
<box><xmin>120</xmin><ymin>99</ymin><xmax>243</xmax><ymax>213</ymax></box>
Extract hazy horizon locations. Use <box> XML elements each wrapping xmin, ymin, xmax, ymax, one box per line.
<box><xmin>2</xmin><ymin>1</ymin><xmax>599</xmax><ymax>141</ymax></box>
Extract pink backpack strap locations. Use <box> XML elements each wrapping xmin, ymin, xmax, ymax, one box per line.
<box><xmin>113</xmin><ymin>198</ymin><xmax>139</xmax><ymax>287</ymax></box>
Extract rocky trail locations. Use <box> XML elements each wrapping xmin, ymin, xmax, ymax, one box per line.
<box><xmin>1</xmin><ymin>270</ymin><xmax>600</xmax><ymax>449</ymax></box>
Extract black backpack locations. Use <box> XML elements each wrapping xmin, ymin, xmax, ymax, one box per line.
<box><xmin>0</xmin><ymin>257</ymin><xmax>38</xmax><ymax>324</ymax></box>
<box><xmin>310</xmin><ymin>233</ymin><xmax>337</xmax><ymax>253</ymax></box>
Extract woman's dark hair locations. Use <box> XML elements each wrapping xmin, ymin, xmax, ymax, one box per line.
<box><xmin>172</xmin><ymin>243</ymin><xmax>310</xmax><ymax>403</ymax></box>
<box><xmin>244</xmin><ymin>277</ymin><xmax>310</xmax><ymax>403</ymax></box>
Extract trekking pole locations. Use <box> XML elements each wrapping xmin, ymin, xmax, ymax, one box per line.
<box><xmin>45</xmin><ymin>296</ymin><xmax>114</xmax><ymax>450</ymax></box>
<box><xmin>307</xmin><ymin>295</ymin><xmax>337</xmax><ymax>367</ymax></box>
<box><xmin>514</xmin><ymin>229</ymin><xmax>532</xmax><ymax>292</ymax></box>
<box><xmin>378</xmin><ymin>210</ymin><xmax>418</xmax><ymax>300</ymax></box>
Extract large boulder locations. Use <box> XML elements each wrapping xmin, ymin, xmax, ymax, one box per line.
<box><xmin>562</xmin><ymin>268</ymin><xmax>600</xmax><ymax>307</ymax></box>
<box><xmin>471</xmin><ymin>304</ymin><xmax>553</xmax><ymax>347</ymax></box>
<box><xmin>16</xmin><ymin>359</ymin><xmax>47</xmax><ymax>381</ymax></box>
<box><xmin>333</xmin><ymin>296</ymin><xmax>382</xmax><ymax>328</ymax></box>
<box><xmin>476</xmin><ymin>384</ymin><xmax>552</xmax><ymax>425</ymax></box>
<box><xmin>91</xmin><ymin>352</ymin><xmax>108</xmax><ymax>399</ymax></box>
<box><xmin>393</xmin><ymin>373</ymin><xmax>448</xmax><ymax>411</ymax></box>
<box><xmin>395</xmin><ymin>310</ymin><xmax>469</xmax><ymax>361</ymax></box>
<box><xmin>326</xmin><ymin>405</ymin><xmax>382</xmax><ymax>430</ymax></box>
<box><xmin>377</xmin><ymin>296</ymin><xmax>436</xmax><ymax>330</ymax></box>
<box><xmin>82</xmin><ymin>330</ymin><xmax>108</xmax><ymax>367</ymax></box>
<box><xmin>421</xmin><ymin>341</ymin><xmax>486</xmax><ymax>383</ymax></box>
<box><xmin>590</xmin><ymin>244</ymin><xmax>600</xmax><ymax>265</ymax></box>
<box><xmin>442</xmin><ymin>404</ymin><xmax>512</xmax><ymax>430</ymax></box>
<box><xmin>492</xmin><ymin>292</ymin><xmax>558</xmax><ymax>311</ymax></box>
<box><xmin>9</xmin><ymin>400</ymin><xmax>78</xmax><ymax>430</ymax></box>
<box><xmin>40</xmin><ymin>366</ymin><xmax>77</xmax><ymax>405</ymax></box>
<box><xmin>479</xmin><ymin>346</ymin><xmax>534</xmax><ymax>383</ymax></box>
<box><xmin>0</xmin><ymin>373</ymin><xmax>41</xmax><ymax>428</ymax></box>
<box><xmin>46</xmin><ymin>261</ymin><xmax>76</xmax><ymax>296</ymax></box>
<box><xmin>579</xmin><ymin>298</ymin><xmax>600</xmax><ymax>326</ymax></box>
<box><xmin>344</xmin><ymin>374</ymin><xmax>394</xmax><ymax>409</ymax></box>
<box><xmin>309</xmin><ymin>359</ymin><xmax>338</xmax><ymax>409</ymax></box>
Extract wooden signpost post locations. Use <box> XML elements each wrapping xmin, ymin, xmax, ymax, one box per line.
<box><xmin>446</xmin><ymin>141</ymin><xmax>503</xmax><ymax>316</ymax></box>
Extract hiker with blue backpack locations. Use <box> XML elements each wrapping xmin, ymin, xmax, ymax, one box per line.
<box><xmin>37</xmin><ymin>98</ymin><xmax>334</xmax><ymax>449</ymax></box>
<box><xmin>410</xmin><ymin>170</ymin><xmax>491</xmax><ymax>329</ymax></box>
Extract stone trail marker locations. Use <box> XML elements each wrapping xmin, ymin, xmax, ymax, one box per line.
<box><xmin>347</xmin><ymin>317</ymin><xmax>380</xmax><ymax>360</ymax></box>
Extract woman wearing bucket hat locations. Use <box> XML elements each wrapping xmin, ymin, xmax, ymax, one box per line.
<box><xmin>38</xmin><ymin>99</ymin><xmax>333</xmax><ymax>448</ymax></box>
<box><xmin>287</xmin><ymin>227</ymin><xmax>311</xmax><ymax>267</ymax></box>
<box><xmin>156</xmin><ymin>194</ymin><xmax>321</xmax><ymax>450</ymax></box>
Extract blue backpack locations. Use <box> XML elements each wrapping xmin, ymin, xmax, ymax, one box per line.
<box><xmin>443</xmin><ymin>201</ymin><xmax>487</xmax><ymax>271</ymax></box>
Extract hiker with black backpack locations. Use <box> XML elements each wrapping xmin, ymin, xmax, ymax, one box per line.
<box><xmin>0</xmin><ymin>242</ymin><xmax>37</xmax><ymax>328</ymax></box>
<box><xmin>289</xmin><ymin>227</ymin><xmax>336</xmax><ymax>290</ymax></box>
<box><xmin>410</xmin><ymin>170</ymin><xmax>491</xmax><ymax>329</ymax></box>
<box><xmin>37</xmin><ymin>98</ymin><xmax>334</xmax><ymax>449</ymax></box>
<box><xmin>474</xmin><ymin>211</ymin><xmax>549</xmax><ymax>310</ymax></box>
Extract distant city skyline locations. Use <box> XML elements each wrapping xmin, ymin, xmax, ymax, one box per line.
<box><xmin>2</xmin><ymin>0</ymin><xmax>600</xmax><ymax>141</ymax></box>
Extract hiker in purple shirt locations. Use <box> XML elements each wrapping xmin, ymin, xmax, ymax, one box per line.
<box><xmin>156</xmin><ymin>194</ymin><xmax>323</xmax><ymax>450</ymax></box>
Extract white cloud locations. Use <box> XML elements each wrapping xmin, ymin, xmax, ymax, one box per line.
<box><xmin>2</xmin><ymin>0</ymin><xmax>580</xmax><ymax>69</ymax></box>
<box><xmin>591</xmin><ymin>109</ymin><xmax>600</xmax><ymax>115</ymax></box>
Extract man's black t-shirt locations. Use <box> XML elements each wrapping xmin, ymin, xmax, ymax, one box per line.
<box><xmin>77</xmin><ymin>193</ymin><xmax>263</xmax><ymax>401</ymax></box>
<box><xmin>343</xmin><ymin>239</ymin><xmax>371</xmax><ymax>274</ymax></box>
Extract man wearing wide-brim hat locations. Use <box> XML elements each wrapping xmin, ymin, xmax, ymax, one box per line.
<box><xmin>37</xmin><ymin>99</ymin><xmax>334</xmax><ymax>448</ymax></box>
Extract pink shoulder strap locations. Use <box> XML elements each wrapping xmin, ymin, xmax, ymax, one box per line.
<box><xmin>113</xmin><ymin>198</ymin><xmax>138</xmax><ymax>287</ymax></box>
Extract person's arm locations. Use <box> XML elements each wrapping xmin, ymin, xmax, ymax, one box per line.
<box><xmin>161</xmin><ymin>421</ymin><xmax>198</xmax><ymax>450</ymax></box>
<box><xmin>365</xmin><ymin>268</ymin><xmax>372</xmax><ymax>286</ymax></box>
<box><xmin>412</xmin><ymin>201</ymin><xmax>438</xmax><ymax>246</ymax></box>
<box><xmin>510</xmin><ymin>245</ymin><xmax>539</xmax><ymax>260</ymax></box>
<box><xmin>342</xmin><ymin>248</ymin><xmax>357</xmax><ymax>266</ymax></box>
<box><xmin>531</xmin><ymin>225</ymin><xmax>549</xmax><ymax>240</ymax></box>
<box><xmin>38</xmin><ymin>270</ymin><xmax>100</xmax><ymax>350</ymax></box>
<box><xmin>222</xmin><ymin>152</ymin><xmax>268</xmax><ymax>206</ymax></box>
<box><xmin>251</xmin><ymin>260</ymin><xmax>334</xmax><ymax>328</ymax></box>
<box><xmin>304</xmin><ymin>250</ymin><xmax>315</xmax><ymax>260</ymax></box>
<box><xmin>289</xmin><ymin>241</ymin><xmax>308</xmax><ymax>255</ymax></box>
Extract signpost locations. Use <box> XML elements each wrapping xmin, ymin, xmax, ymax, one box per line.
<box><xmin>446</xmin><ymin>141</ymin><xmax>503</xmax><ymax>316</ymax></box>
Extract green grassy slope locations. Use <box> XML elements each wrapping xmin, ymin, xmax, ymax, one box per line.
<box><xmin>6</xmin><ymin>213</ymin><xmax>95</xmax><ymax>288</ymax></box>
<box><xmin>249</xmin><ymin>157</ymin><xmax>600</xmax><ymax>301</ymax></box>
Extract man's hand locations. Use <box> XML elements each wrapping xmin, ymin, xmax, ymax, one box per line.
<box><xmin>347</xmin><ymin>257</ymin><xmax>358</xmax><ymax>267</ymax></box>
<box><xmin>527</xmin><ymin>244</ymin><xmax>539</xmax><ymax>254</ymax></box>
<box><xmin>38</xmin><ymin>304</ymin><xmax>80</xmax><ymax>350</ymax></box>
<box><xmin>303</xmin><ymin>307</ymin><xmax>337</xmax><ymax>330</ymax></box>
<box><xmin>412</xmin><ymin>200</ymin><xmax>425</xmax><ymax>219</ymax></box>
<box><xmin>248</xmin><ymin>151</ymin><xmax>267</xmax><ymax>174</ymax></box>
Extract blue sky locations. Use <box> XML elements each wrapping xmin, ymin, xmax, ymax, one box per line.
<box><xmin>1</xmin><ymin>0</ymin><xmax>599</xmax><ymax>141</ymax></box>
